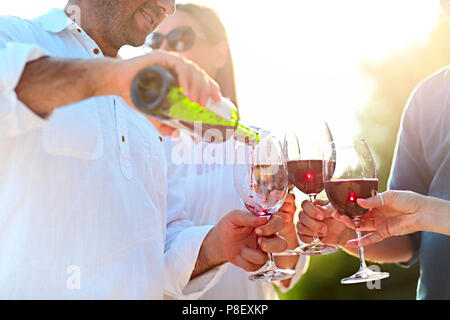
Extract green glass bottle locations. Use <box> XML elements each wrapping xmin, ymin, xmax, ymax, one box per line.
<box><xmin>131</xmin><ymin>66</ymin><xmax>259</xmax><ymax>144</ymax></box>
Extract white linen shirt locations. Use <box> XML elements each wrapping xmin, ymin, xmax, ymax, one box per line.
<box><xmin>164</xmin><ymin>133</ymin><xmax>310</xmax><ymax>300</ymax></box>
<box><xmin>0</xmin><ymin>8</ymin><xmax>225</xmax><ymax>299</ymax></box>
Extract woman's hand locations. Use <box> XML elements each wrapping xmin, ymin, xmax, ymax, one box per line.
<box><xmin>297</xmin><ymin>199</ymin><xmax>355</xmax><ymax>247</ymax></box>
<box><xmin>344</xmin><ymin>190</ymin><xmax>450</xmax><ymax>248</ymax></box>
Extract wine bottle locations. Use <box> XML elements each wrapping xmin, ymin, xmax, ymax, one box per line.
<box><xmin>131</xmin><ymin>66</ymin><xmax>259</xmax><ymax>144</ymax></box>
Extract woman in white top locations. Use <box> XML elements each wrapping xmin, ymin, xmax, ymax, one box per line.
<box><xmin>145</xmin><ymin>3</ymin><xmax>309</xmax><ymax>299</ymax></box>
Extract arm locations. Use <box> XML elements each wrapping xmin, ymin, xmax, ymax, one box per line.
<box><xmin>0</xmin><ymin>16</ymin><xmax>217</xmax><ymax>138</ymax></box>
<box><xmin>164</xmin><ymin>209</ymin><xmax>287</xmax><ymax>298</ymax></box>
<box><xmin>15</xmin><ymin>56</ymin><xmax>118</xmax><ymax>117</ymax></box>
<box><xmin>163</xmin><ymin>144</ymin><xmax>287</xmax><ymax>298</ymax></box>
<box><xmin>419</xmin><ymin>197</ymin><xmax>450</xmax><ymax>235</ymax></box>
<box><xmin>15</xmin><ymin>50</ymin><xmax>220</xmax><ymax>118</ymax></box>
<box><xmin>0</xmin><ymin>20</ymin><xmax>220</xmax><ymax>136</ymax></box>
<box><xmin>2</xmin><ymin>50</ymin><xmax>219</xmax><ymax>139</ymax></box>
<box><xmin>190</xmin><ymin>211</ymin><xmax>287</xmax><ymax>279</ymax></box>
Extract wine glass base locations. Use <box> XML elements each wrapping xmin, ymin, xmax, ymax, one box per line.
<box><xmin>249</xmin><ymin>268</ymin><xmax>296</xmax><ymax>282</ymax></box>
<box><xmin>273</xmin><ymin>249</ymin><xmax>302</xmax><ymax>256</ymax></box>
<box><xmin>283</xmin><ymin>243</ymin><xmax>339</xmax><ymax>256</ymax></box>
<box><xmin>341</xmin><ymin>268</ymin><xmax>390</xmax><ymax>284</ymax></box>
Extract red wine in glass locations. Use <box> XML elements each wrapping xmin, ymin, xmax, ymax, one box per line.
<box><xmin>288</xmin><ymin>160</ymin><xmax>336</xmax><ymax>198</ymax></box>
<box><xmin>324</xmin><ymin>178</ymin><xmax>378</xmax><ymax>218</ymax></box>
<box><xmin>244</xmin><ymin>203</ymin><xmax>272</xmax><ymax>217</ymax></box>
<box><xmin>323</xmin><ymin>139</ymin><xmax>389</xmax><ymax>284</ymax></box>
<box><xmin>282</xmin><ymin>123</ymin><xmax>338</xmax><ymax>256</ymax></box>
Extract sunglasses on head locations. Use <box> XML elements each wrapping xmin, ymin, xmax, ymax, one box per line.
<box><xmin>144</xmin><ymin>25</ymin><xmax>207</xmax><ymax>52</ymax></box>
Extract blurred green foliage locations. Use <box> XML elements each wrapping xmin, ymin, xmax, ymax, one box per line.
<box><xmin>278</xmin><ymin>251</ymin><xmax>420</xmax><ymax>300</ymax></box>
<box><xmin>278</xmin><ymin>14</ymin><xmax>450</xmax><ymax>300</ymax></box>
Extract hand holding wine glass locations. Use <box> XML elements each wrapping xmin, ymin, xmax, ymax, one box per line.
<box><xmin>323</xmin><ymin>138</ymin><xmax>390</xmax><ymax>284</ymax></box>
<box><xmin>336</xmin><ymin>190</ymin><xmax>450</xmax><ymax>247</ymax></box>
<box><xmin>282</xmin><ymin>122</ymin><xmax>338</xmax><ymax>255</ymax></box>
<box><xmin>234</xmin><ymin>130</ymin><xmax>296</xmax><ymax>281</ymax></box>
<box><xmin>297</xmin><ymin>198</ymin><xmax>355</xmax><ymax>247</ymax></box>
<box><xmin>209</xmin><ymin>210</ymin><xmax>288</xmax><ymax>271</ymax></box>
<box><xmin>191</xmin><ymin>209</ymin><xmax>288</xmax><ymax>279</ymax></box>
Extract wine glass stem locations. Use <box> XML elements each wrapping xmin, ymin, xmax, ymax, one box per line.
<box><xmin>267</xmin><ymin>252</ymin><xmax>275</xmax><ymax>269</ymax></box>
<box><xmin>309</xmin><ymin>194</ymin><xmax>321</xmax><ymax>245</ymax></box>
<box><xmin>353</xmin><ymin>218</ymin><xmax>368</xmax><ymax>270</ymax></box>
<box><xmin>264</xmin><ymin>215</ymin><xmax>277</xmax><ymax>270</ymax></box>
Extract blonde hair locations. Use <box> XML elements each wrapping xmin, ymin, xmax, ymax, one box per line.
<box><xmin>176</xmin><ymin>3</ymin><xmax>238</xmax><ymax>107</ymax></box>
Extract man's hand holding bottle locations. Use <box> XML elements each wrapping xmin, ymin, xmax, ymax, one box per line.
<box><xmin>116</xmin><ymin>49</ymin><xmax>221</xmax><ymax>112</ymax></box>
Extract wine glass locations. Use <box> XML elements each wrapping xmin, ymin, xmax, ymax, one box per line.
<box><xmin>282</xmin><ymin>122</ymin><xmax>338</xmax><ymax>255</ymax></box>
<box><xmin>234</xmin><ymin>130</ymin><xmax>296</xmax><ymax>282</ymax></box>
<box><xmin>323</xmin><ymin>138</ymin><xmax>390</xmax><ymax>284</ymax></box>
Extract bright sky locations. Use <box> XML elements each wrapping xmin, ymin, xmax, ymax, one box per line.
<box><xmin>0</xmin><ymin>1</ymin><xmax>444</xmax><ymax>142</ymax></box>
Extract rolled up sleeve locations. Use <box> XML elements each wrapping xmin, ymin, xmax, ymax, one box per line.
<box><xmin>164</xmin><ymin>225</ymin><xmax>228</xmax><ymax>300</ymax></box>
<box><xmin>0</xmin><ymin>41</ymin><xmax>49</xmax><ymax>137</ymax></box>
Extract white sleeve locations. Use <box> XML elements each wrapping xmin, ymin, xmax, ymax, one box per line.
<box><xmin>0</xmin><ymin>19</ymin><xmax>50</xmax><ymax>138</ymax></box>
<box><xmin>163</xmin><ymin>139</ymin><xmax>227</xmax><ymax>299</ymax></box>
<box><xmin>274</xmin><ymin>255</ymin><xmax>310</xmax><ymax>293</ymax></box>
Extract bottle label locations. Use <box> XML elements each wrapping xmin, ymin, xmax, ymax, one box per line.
<box><xmin>154</xmin><ymin>87</ymin><xmax>260</xmax><ymax>145</ymax></box>
<box><xmin>164</xmin><ymin>87</ymin><xmax>239</xmax><ymax>127</ymax></box>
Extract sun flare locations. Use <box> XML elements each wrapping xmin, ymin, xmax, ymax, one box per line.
<box><xmin>0</xmin><ymin>0</ymin><xmax>443</xmax><ymax>143</ymax></box>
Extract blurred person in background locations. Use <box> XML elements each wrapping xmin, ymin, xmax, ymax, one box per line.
<box><xmin>297</xmin><ymin>0</ymin><xmax>450</xmax><ymax>300</ymax></box>
<box><xmin>0</xmin><ymin>0</ymin><xmax>289</xmax><ymax>299</ymax></box>
<box><xmin>143</xmin><ymin>3</ymin><xmax>309</xmax><ymax>300</ymax></box>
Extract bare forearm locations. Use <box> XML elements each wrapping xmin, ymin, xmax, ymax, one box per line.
<box><xmin>15</xmin><ymin>56</ymin><xmax>119</xmax><ymax>117</ymax></box>
<box><xmin>419</xmin><ymin>196</ymin><xmax>450</xmax><ymax>236</ymax></box>
<box><xmin>190</xmin><ymin>227</ymin><xmax>225</xmax><ymax>280</ymax></box>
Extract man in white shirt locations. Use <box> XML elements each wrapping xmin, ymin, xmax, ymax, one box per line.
<box><xmin>0</xmin><ymin>0</ymin><xmax>288</xmax><ymax>299</ymax></box>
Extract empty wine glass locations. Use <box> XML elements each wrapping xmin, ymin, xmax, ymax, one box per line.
<box><xmin>234</xmin><ymin>130</ymin><xmax>296</xmax><ymax>282</ymax></box>
<box><xmin>323</xmin><ymin>138</ymin><xmax>390</xmax><ymax>284</ymax></box>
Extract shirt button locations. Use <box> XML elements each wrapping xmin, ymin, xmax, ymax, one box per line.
<box><xmin>77</xmin><ymin>28</ymin><xmax>82</xmax><ymax>33</ymax></box>
<box><xmin>93</xmin><ymin>48</ymin><xmax>100</xmax><ymax>55</ymax></box>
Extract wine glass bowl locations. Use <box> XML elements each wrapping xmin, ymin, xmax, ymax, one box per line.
<box><xmin>323</xmin><ymin>178</ymin><xmax>378</xmax><ymax>219</ymax></box>
<box><xmin>323</xmin><ymin>138</ymin><xmax>390</xmax><ymax>284</ymax></box>
<box><xmin>287</xmin><ymin>160</ymin><xmax>326</xmax><ymax>198</ymax></box>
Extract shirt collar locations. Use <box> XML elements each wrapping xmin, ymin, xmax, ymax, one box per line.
<box><xmin>32</xmin><ymin>8</ymin><xmax>75</xmax><ymax>33</ymax></box>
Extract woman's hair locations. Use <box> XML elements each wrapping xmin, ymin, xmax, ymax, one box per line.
<box><xmin>176</xmin><ymin>3</ymin><xmax>238</xmax><ymax>107</ymax></box>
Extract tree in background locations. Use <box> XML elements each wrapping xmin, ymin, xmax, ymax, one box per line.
<box><xmin>279</xmin><ymin>14</ymin><xmax>449</xmax><ymax>300</ymax></box>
